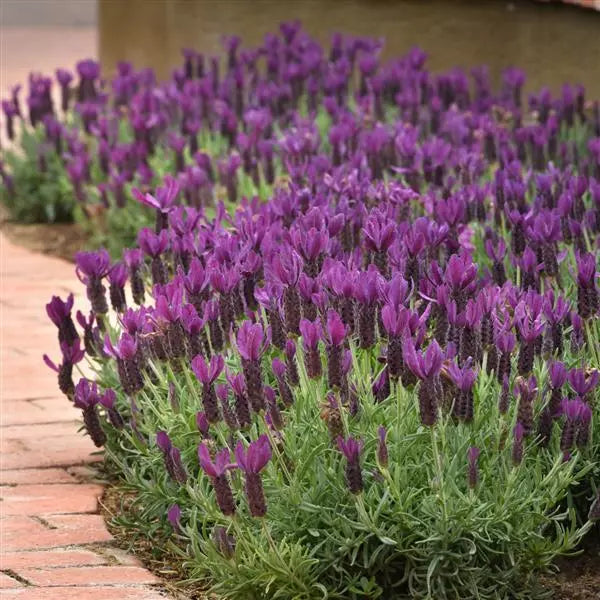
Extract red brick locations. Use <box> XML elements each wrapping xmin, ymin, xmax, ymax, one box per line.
<box><xmin>98</xmin><ymin>547</ymin><xmax>144</xmax><ymax>567</ymax></box>
<box><xmin>0</xmin><ymin>587</ymin><xmax>167</xmax><ymax>599</ymax></box>
<box><xmin>0</xmin><ymin>573</ymin><xmax>23</xmax><ymax>589</ymax></box>
<box><xmin>1</xmin><ymin>423</ymin><xmax>80</xmax><ymax>441</ymax></box>
<box><xmin>0</xmin><ymin>399</ymin><xmax>75</xmax><ymax>427</ymax></box>
<box><xmin>0</xmin><ymin>468</ymin><xmax>75</xmax><ymax>485</ymax></box>
<box><xmin>45</xmin><ymin>513</ymin><xmax>107</xmax><ymax>531</ymax></box>
<box><xmin>0</xmin><ymin>483</ymin><xmax>103</xmax><ymax>515</ymax></box>
<box><xmin>1</xmin><ymin>446</ymin><xmax>101</xmax><ymax>470</ymax></box>
<box><xmin>1</xmin><ymin>549</ymin><xmax>107</xmax><ymax>570</ymax></box>
<box><xmin>3</xmin><ymin>525</ymin><xmax>113</xmax><ymax>551</ymax></box>
<box><xmin>1</xmin><ymin>516</ymin><xmax>48</xmax><ymax>537</ymax></box>
<box><xmin>20</xmin><ymin>566</ymin><xmax>160</xmax><ymax>587</ymax></box>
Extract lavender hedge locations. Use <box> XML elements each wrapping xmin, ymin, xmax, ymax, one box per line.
<box><xmin>33</xmin><ymin>23</ymin><xmax>600</xmax><ymax>599</ymax></box>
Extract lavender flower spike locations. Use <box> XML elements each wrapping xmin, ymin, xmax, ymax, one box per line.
<box><xmin>73</xmin><ymin>378</ymin><xmax>106</xmax><ymax>447</ymax></box>
<box><xmin>43</xmin><ymin>339</ymin><xmax>85</xmax><ymax>398</ymax></box>
<box><xmin>46</xmin><ymin>293</ymin><xmax>78</xmax><ymax>345</ymax></box>
<box><xmin>198</xmin><ymin>444</ymin><xmax>236</xmax><ymax>516</ymax></box>
<box><xmin>337</xmin><ymin>436</ymin><xmax>364</xmax><ymax>494</ymax></box>
<box><xmin>467</xmin><ymin>446</ymin><xmax>480</xmax><ymax>489</ymax></box>
<box><xmin>75</xmin><ymin>250</ymin><xmax>111</xmax><ymax>316</ymax></box>
<box><xmin>235</xmin><ymin>435</ymin><xmax>272</xmax><ymax>517</ymax></box>
<box><xmin>191</xmin><ymin>354</ymin><xmax>225</xmax><ymax>424</ymax></box>
<box><xmin>236</xmin><ymin>321</ymin><xmax>270</xmax><ymax>413</ymax></box>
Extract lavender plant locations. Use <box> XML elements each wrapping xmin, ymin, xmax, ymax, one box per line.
<box><xmin>39</xmin><ymin>23</ymin><xmax>600</xmax><ymax>600</ymax></box>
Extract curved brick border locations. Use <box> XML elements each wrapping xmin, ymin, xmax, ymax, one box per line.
<box><xmin>0</xmin><ymin>234</ymin><xmax>169</xmax><ymax>599</ymax></box>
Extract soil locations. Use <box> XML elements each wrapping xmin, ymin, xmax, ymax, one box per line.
<box><xmin>539</xmin><ymin>532</ymin><xmax>600</xmax><ymax>600</ymax></box>
<box><xmin>99</xmin><ymin>484</ymin><xmax>213</xmax><ymax>600</ymax></box>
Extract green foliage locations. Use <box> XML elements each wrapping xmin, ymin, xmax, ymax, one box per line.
<box><xmin>94</xmin><ymin>336</ymin><xmax>598</xmax><ymax>600</ymax></box>
<box><xmin>1</xmin><ymin>127</ymin><xmax>76</xmax><ymax>223</ymax></box>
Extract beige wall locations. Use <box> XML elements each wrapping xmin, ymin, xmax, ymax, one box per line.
<box><xmin>1</xmin><ymin>0</ymin><xmax>96</xmax><ymax>26</ymax></box>
<box><xmin>97</xmin><ymin>0</ymin><xmax>600</xmax><ymax>96</ymax></box>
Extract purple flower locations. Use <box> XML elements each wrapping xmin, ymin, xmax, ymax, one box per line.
<box><xmin>324</xmin><ymin>309</ymin><xmax>346</xmax><ymax>347</ymax></box>
<box><xmin>73</xmin><ymin>377</ymin><xmax>100</xmax><ymax>409</ymax></box>
<box><xmin>73</xmin><ymin>378</ymin><xmax>106</xmax><ymax>447</ymax></box>
<box><xmin>236</xmin><ymin>321</ymin><xmax>269</xmax><ymax>361</ymax></box>
<box><xmin>76</xmin><ymin>249</ymin><xmax>111</xmax><ymax>280</ymax></box>
<box><xmin>512</xmin><ymin>422</ymin><xmax>525</xmax><ymax>466</ymax></box>
<box><xmin>138</xmin><ymin>228</ymin><xmax>169</xmax><ymax>258</ymax></box>
<box><xmin>43</xmin><ymin>340</ymin><xmax>85</xmax><ymax>397</ymax></box>
<box><xmin>198</xmin><ymin>444</ymin><xmax>236</xmax><ymax>516</ymax></box>
<box><xmin>337</xmin><ymin>436</ymin><xmax>364</xmax><ymax>494</ymax></box>
<box><xmin>192</xmin><ymin>354</ymin><xmax>225</xmax><ymax>385</ymax></box>
<box><xmin>377</xmin><ymin>426</ymin><xmax>388</xmax><ymax>468</ymax></box>
<box><xmin>167</xmin><ymin>504</ymin><xmax>182</xmax><ymax>532</ymax></box>
<box><xmin>575</xmin><ymin>253</ymin><xmax>599</xmax><ymax>319</ymax></box>
<box><xmin>156</xmin><ymin>431</ymin><xmax>187</xmax><ymax>484</ymax></box>
<box><xmin>46</xmin><ymin>293</ymin><xmax>78</xmax><ymax>345</ymax></box>
<box><xmin>299</xmin><ymin>318</ymin><xmax>322</xmax><ymax>351</ymax></box>
<box><xmin>235</xmin><ymin>435</ymin><xmax>271</xmax><ymax>517</ymax></box>
<box><xmin>300</xmin><ymin>318</ymin><xmax>323</xmax><ymax>379</ymax></box>
<box><xmin>104</xmin><ymin>332</ymin><xmax>137</xmax><ymax>360</ymax></box>
<box><xmin>196</xmin><ymin>411</ymin><xmax>210</xmax><ymax>437</ymax></box>
<box><xmin>132</xmin><ymin>175</ymin><xmax>180</xmax><ymax>231</ymax></box>
<box><xmin>192</xmin><ymin>355</ymin><xmax>224</xmax><ymax>424</ymax></box>
<box><xmin>104</xmin><ymin>333</ymin><xmax>143</xmax><ymax>396</ymax></box>
<box><xmin>567</xmin><ymin>368</ymin><xmax>599</xmax><ymax>399</ymax></box>
<box><xmin>467</xmin><ymin>446</ymin><xmax>480</xmax><ymax>489</ymax></box>
<box><xmin>403</xmin><ymin>338</ymin><xmax>443</xmax><ymax>381</ymax></box>
<box><xmin>98</xmin><ymin>388</ymin><xmax>124</xmax><ymax>429</ymax></box>
<box><xmin>235</xmin><ymin>435</ymin><xmax>272</xmax><ymax>474</ymax></box>
<box><xmin>76</xmin><ymin>250</ymin><xmax>111</xmax><ymax>315</ymax></box>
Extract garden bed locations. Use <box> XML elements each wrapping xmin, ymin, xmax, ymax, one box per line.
<box><xmin>4</xmin><ymin>21</ymin><xmax>600</xmax><ymax>600</ymax></box>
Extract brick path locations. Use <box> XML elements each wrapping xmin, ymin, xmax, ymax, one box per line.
<box><xmin>0</xmin><ymin>233</ymin><xmax>168</xmax><ymax>599</ymax></box>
